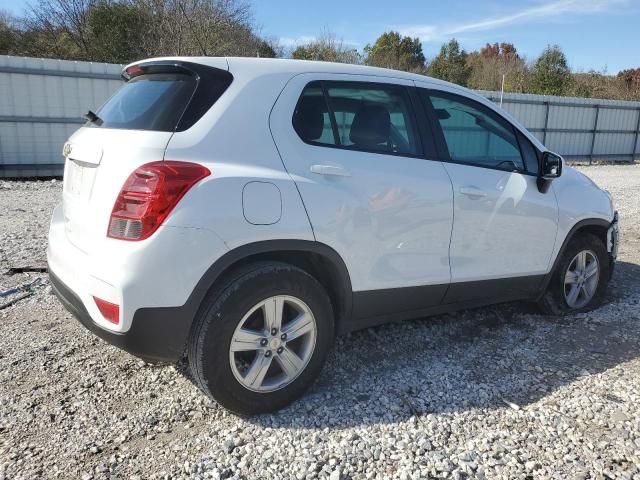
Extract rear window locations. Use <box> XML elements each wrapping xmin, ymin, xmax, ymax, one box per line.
<box><xmin>94</xmin><ymin>73</ymin><xmax>196</xmax><ymax>132</ymax></box>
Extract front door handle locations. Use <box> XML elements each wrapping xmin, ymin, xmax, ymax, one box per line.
<box><xmin>310</xmin><ymin>164</ymin><xmax>351</xmax><ymax>177</ymax></box>
<box><xmin>460</xmin><ymin>186</ymin><xmax>487</xmax><ymax>198</ymax></box>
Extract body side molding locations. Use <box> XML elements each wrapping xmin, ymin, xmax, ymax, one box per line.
<box><xmin>349</xmin><ymin>274</ymin><xmax>545</xmax><ymax>332</ymax></box>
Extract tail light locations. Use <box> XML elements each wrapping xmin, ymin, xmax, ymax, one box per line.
<box><xmin>94</xmin><ymin>297</ymin><xmax>120</xmax><ymax>325</ymax></box>
<box><xmin>108</xmin><ymin>161</ymin><xmax>210</xmax><ymax>241</ymax></box>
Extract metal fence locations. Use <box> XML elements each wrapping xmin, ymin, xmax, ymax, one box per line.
<box><xmin>0</xmin><ymin>55</ymin><xmax>639</xmax><ymax>177</ymax></box>
<box><xmin>0</xmin><ymin>55</ymin><xmax>121</xmax><ymax>178</ymax></box>
<box><xmin>480</xmin><ymin>90</ymin><xmax>640</xmax><ymax>163</ymax></box>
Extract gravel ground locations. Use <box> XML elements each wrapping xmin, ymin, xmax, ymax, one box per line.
<box><xmin>1</xmin><ymin>165</ymin><xmax>639</xmax><ymax>480</ymax></box>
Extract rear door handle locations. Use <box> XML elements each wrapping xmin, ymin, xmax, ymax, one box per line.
<box><xmin>310</xmin><ymin>164</ymin><xmax>351</xmax><ymax>177</ymax></box>
<box><xmin>459</xmin><ymin>186</ymin><xmax>487</xmax><ymax>198</ymax></box>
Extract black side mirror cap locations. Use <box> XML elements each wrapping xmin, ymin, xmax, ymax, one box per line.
<box><xmin>537</xmin><ymin>151</ymin><xmax>563</xmax><ymax>193</ymax></box>
<box><xmin>541</xmin><ymin>151</ymin><xmax>563</xmax><ymax>179</ymax></box>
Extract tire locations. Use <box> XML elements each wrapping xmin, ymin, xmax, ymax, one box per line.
<box><xmin>187</xmin><ymin>261</ymin><xmax>334</xmax><ymax>415</ymax></box>
<box><xmin>538</xmin><ymin>233</ymin><xmax>610</xmax><ymax>315</ymax></box>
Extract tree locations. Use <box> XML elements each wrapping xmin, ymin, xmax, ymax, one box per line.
<box><xmin>25</xmin><ymin>0</ymin><xmax>94</xmax><ymax>59</ymax></box>
<box><xmin>428</xmin><ymin>38</ymin><xmax>471</xmax><ymax>86</ymax></box>
<box><xmin>617</xmin><ymin>68</ymin><xmax>640</xmax><ymax>99</ymax></box>
<box><xmin>0</xmin><ymin>11</ymin><xmax>18</xmax><ymax>54</ymax></box>
<box><xmin>466</xmin><ymin>42</ymin><xmax>528</xmax><ymax>92</ymax></box>
<box><xmin>257</xmin><ymin>39</ymin><xmax>278</xmax><ymax>58</ymax></box>
<box><xmin>132</xmin><ymin>0</ymin><xmax>266</xmax><ymax>57</ymax></box>
<box><xmin>18</xmin><ymin>0</ymin><xmax>274</xmax><ymax>62</ymax></box>
<box><xmin>364</xmin><ymin>31</ymin><xmax>425</xmax><ymax>72</ymax></box>
<box><xmin>88</xmin><ymin>1</ymin><xmax>148</xmax><ymax>63</ymax></box>
<box><xmin>529</xmin><ymin>45</ymin><xmax>572</xmax><ymax>96</ymax></box>
<box><xmin>291</xmin><ymin>31</ymin><xmax>360</xmax><ymax>64</ymax></box>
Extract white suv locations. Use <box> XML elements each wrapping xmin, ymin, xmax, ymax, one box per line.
<box><xmin>48</xmin><ymin>57</ymin><xmax>619</xmax><ymax>414</ymax></box>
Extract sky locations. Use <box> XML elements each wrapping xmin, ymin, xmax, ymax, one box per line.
<box><xmin>253</xmin><ymin>0</ymin><xmax>639</xmax><ymax>74</ymax></box>
<box><xmin>1</xmin><ymin>0</ymin><xmax>638</xmax><ymax>74</ymax></box>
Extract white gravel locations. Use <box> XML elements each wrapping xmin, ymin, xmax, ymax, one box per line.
<box><xmin>1</xmin><ymin>165</ymin><xmax>640</xmax><ymax>480</ymax></box>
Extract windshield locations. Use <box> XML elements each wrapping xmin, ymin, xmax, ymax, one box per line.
<box><xmin>94</xmin><ymin>73</ymin><xmax>196</xmax><ymax>131</ymax></box>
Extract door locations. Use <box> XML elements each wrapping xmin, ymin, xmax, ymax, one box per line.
<box><xmin>416</xmin><ymin>86</ymin><xmax>558</xmax><ymax>302</ymax></box>
<box><xmin>270</xmin><ymin>74</ymin><xmax>454</xmax><ymax>317</ymax></box>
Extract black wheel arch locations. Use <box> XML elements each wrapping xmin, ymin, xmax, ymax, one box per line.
<box><xmin>184</xmin><ymin>240</ymin><xmax>353</xmax><ymax>337</ymax></box>
<box><xmin>538</xmin><ymin>217</ymin><xmax>612</xmax><ymax>299</ymax></box>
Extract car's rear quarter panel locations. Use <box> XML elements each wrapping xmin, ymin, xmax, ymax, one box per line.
<box><xmin>163</xmin><ymin>64</ymin><xmax>314</xmax><ymax>248</ymax></box>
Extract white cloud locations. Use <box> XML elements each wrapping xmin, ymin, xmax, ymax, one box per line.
<box><xmin>399</xmin><ymin>0</ymin><xmax>628</xmax><ymax>42</ymax></box>
<box><xmin>278</xmin><ymin>36</ymin><xmax>317</xmax><ymax>48</ymax></box>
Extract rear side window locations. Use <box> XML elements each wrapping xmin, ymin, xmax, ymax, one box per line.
<box><xmin>292</xmin><ymin>81</ymin><xmax>421</xmax><ymax>156</ymax></box>
<box><xmin>425</xmin><ymin>91</ymin><xmax>525</xmax><ymax>172</ymax></box>
<box><xmin>96</xmin><ymin>73</ymin><xmax>196</xmax><ymax>132</ymax></box>
<box><xmin>292</xmin><ymin>83</ymin><xmax>335</xmax><ymax>146</ymax></box>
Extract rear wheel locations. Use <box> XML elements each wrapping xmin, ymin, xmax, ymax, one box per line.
<box><xmin>188</xmin><ymin>262</ymin><xmax>334</xmax><ymax>415</ymax></box>
<box><xmin>538</xmin><ymin>233</ymin><xmax>610</xmax><ymax>315</ymax></box>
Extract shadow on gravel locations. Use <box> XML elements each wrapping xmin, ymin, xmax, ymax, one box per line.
<box><xmin>236</xmin><ymin>261</ymin><xmax>640</xmax><ymax>429</ymax></box>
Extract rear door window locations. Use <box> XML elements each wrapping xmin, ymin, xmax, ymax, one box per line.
<box><xmin>95</xmin><ymin>73</ymin><xmax>196</xmax><ymax>132</ymax></box>
<box><xmin>292</xmin><ymin>81</ymin><xmax>421</xmax><ymax>157</ymax></box>
<box><xmin>325</xmin><ymin>83</ymin><xmax>420</xmax><ymax>155</ymax></box>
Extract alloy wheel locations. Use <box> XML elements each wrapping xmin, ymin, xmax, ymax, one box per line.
<box><xmin>229</xmin><ymin>295</ymin><xmax>317</xmax><ymax>392</ymax></box>
<box><xmin>564</xmin><ymin>249</ymin><xmax>599</xmax><ymax>309</ymax></box>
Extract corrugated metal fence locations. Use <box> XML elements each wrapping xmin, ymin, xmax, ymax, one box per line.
<box><xmin>479</xmin><ymin>90</ymin><xmax>640</xmax><ymax>164</ymax></box>
<box><xmin>0</xmin><ymin>55</ymin><xmax>121</xmax><ymax>177</ymax></box>
<box><xmin>0</xmin><ymin>55</ymin><xmax>639</xmax><ymax>177</ymax></box>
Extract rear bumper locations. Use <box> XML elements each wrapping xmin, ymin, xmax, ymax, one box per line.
<box><xmin>46</xmin><ymin>202</ymin><xmax>229</xmax><ymax>361</ymax></box>
<box><xmin>50</xmin><ymin>270</ymin><xmax>190</xmax><ymax>362</ymax></box>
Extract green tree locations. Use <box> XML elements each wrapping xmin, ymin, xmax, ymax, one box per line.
<box><xmin>529</xmin><ymin>45</ymin><xmax>572</xmax><ymax>96</ymax></box>
<box><xmin>88</xmin><ymin>2</ymin><xmax>148</xmax><ymax>63</ymax></box>
<box><xmin>257</xmin><ymin>39</ymin><xmax>278</xmax><ymax>58</ymax></box>
<box><xmin>428</xmin><ymin>38</ymin><xmax>471</xmax><ymax>86</ymax></box>
<box><xmin>291</xmin><ymin>32</ymin><xmax>360</xmax><ymax>64</ymax></box>
<box><xmin>0</xmin><ymin>11</ymin><xmax>18</xmax><ymax>54</ymax></box>
<box><xmin>364</xmin><ymin>31</ymin><xmax>425</xmax><ymax>72</ymax></box>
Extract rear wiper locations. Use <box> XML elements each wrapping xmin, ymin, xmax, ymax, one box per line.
<box><xmin>84</xmin><ymin>110</ymin><xmax>103</xmax><ymax>126</ymax></box>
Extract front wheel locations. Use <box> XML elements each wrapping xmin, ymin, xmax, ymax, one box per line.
<box><xmin>187</xmin><ymin>262</ymin><xmax>334</xmax><ymax>415</ymax></box>
<box><xmin>538</xmin><ymin>233</ymin><xmax>610</xmax><ymax>315</ymax></box>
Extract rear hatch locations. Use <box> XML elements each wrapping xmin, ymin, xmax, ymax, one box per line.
<box><xmin>62</xmin><ymin>59</ymin><xmax>232</xmax><ymax>253</ymax></box>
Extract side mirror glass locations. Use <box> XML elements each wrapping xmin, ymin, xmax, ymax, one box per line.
<box><xmin>541</xmin><ymin>151</ymin><xmax>562</xmax><ymax>179</ymax></box>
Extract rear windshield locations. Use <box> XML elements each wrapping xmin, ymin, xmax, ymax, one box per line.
<box><xmin>94</xmin><ymin>73</ymin><xmax>196</xmax><ymax>131</ymax></box>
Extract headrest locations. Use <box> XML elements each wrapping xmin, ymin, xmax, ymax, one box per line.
<box><xmin>349</xmin><ymin>105</ymin><xmax>390</xmax><ymax>147</ymax></box>
<box><xmin>294</xmin><ymin>101</ymin><xmax>324</xmax><ymax>141</ymax></box>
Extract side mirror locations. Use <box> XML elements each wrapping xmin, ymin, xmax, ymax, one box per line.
<box><xmin>537</xmin><ymin>152</ymin><xmax>563</xmax><ymax>193</ymax></box>
<box><xmin>541</xmin><ymin>151</ymin><xmax>562</xmax><ymax>179</ymax></box>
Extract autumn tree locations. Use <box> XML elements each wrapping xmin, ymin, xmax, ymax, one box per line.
<box><xmin>617</xmin><ymin>68</ymin><xmax>640</xmax><ymax>99</ymax></box>
<box><xmin>364</xmin><ymin>31</ymin><xmax>425</xmax><ymax>72</ymax></box>
<box><xmin>466</xmin><ymin>42</ymin><xmax>528</xmax><ymax>92</ymax></box>
<box><xmin>529</xmin><ymin>45</ymin><xmax>572</xmax><ymax>96</ymax></box>
<box><xmin>428</xmin><ymin>38</ymin><xmax>471</xmax><ymax>86</ymax></box>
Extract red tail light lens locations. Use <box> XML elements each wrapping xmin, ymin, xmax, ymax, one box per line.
<box><xmin>94</xmin><ymin>297</ymin><xmax>120</xmax><ymax>325</ymax></box>
<box><xmin>108</xmin><ymin>161</ymin><xmax>210</xmax><ymax>241</ymax></box>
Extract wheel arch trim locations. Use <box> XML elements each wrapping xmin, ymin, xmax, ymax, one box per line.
<box><xmin>539</xmin><ymin>217</ymin><xmax>612</xmax><ymax>298</ymax></box>
<box><xmin>185</xmin><ymin>239</ymin><xmax>353</xmax><ymax>331</ymax></box>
